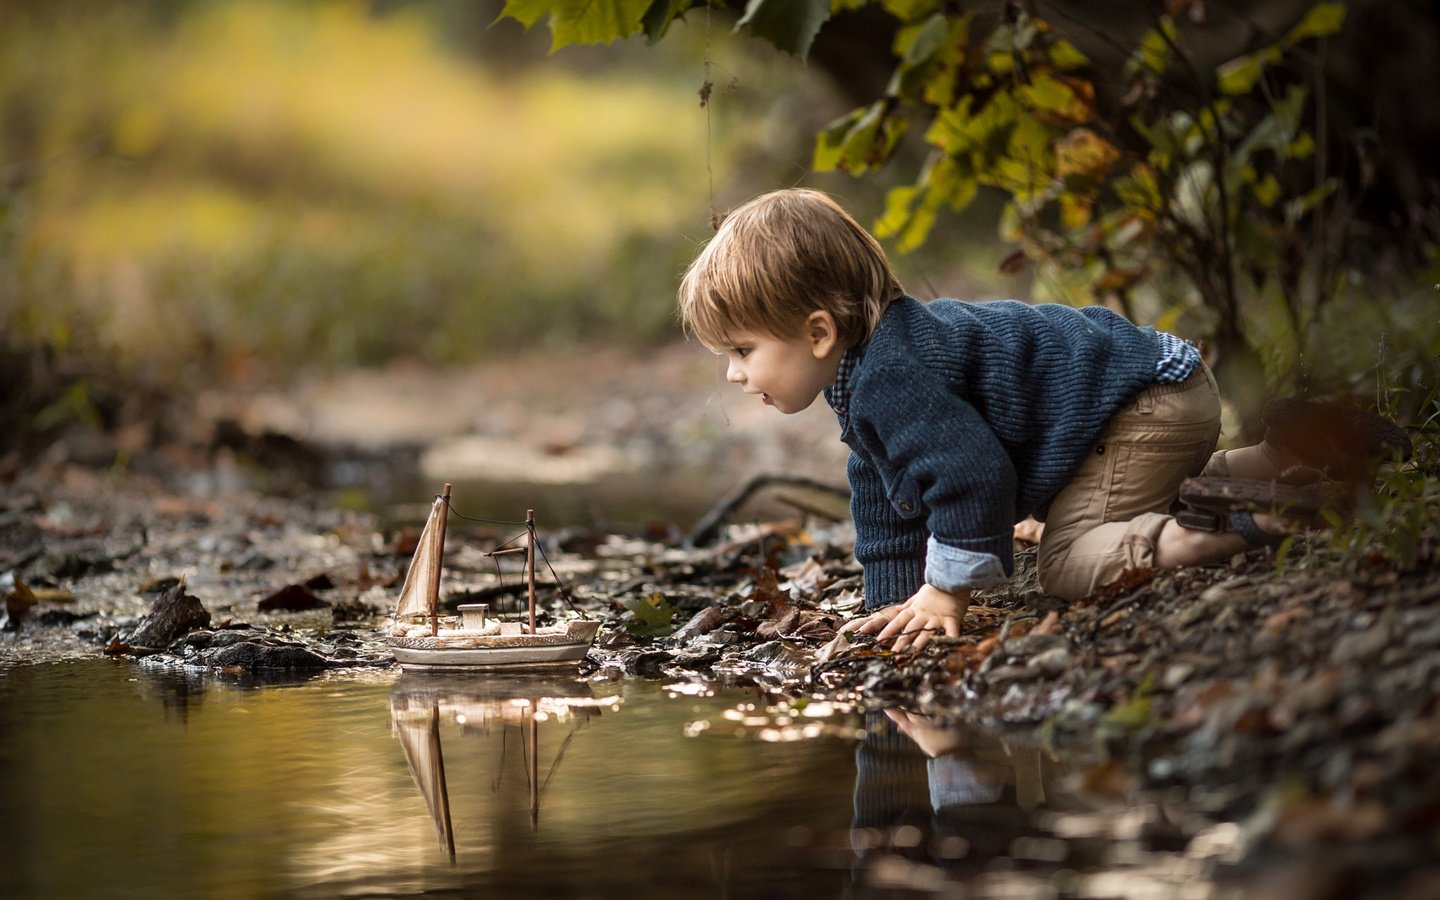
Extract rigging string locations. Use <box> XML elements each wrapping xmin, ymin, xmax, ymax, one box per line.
<box><xmin>702</xmin><ymin>0</ymin><xmax>716</xmax><ymax>226</ymax></box>
<box><xmin>439</xmin><ymin>495</ymin><xmax>579</xmax><ymax>615</ymax></box>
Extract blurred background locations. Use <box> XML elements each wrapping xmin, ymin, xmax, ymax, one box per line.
<box><xmin>1</xmin><ymin>0</ymin><xmax>1435</xmax><ymax>526</ymax></box>
<box><xmin>0</xmin><ymin>0</ymin><xmax>1017</xmax><ymax>522</ymax></box>
<box><xmin>0</xmin><ymin>0</ymin><xmax>1019</xmax><ymax>374</ymax></box>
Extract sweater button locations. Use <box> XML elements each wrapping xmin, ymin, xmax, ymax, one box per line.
<box><xmin>898</xmin><ymin>501</ymin><xmax>913</xmax><ymax>513</ymax></box>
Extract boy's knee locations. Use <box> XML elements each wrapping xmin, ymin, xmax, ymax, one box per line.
<box><xmin>1035</xmin><ymin>558</ymin><xmax>1088</xmax><ymax>602</ymax></box>
<box><xmin>1035</xmin><ymin>544</ymin><xmax>1088</xmax><ymax>601</ymax></box>
<box><xmin>1035</xmin><ymin>514</ymin><xmax>1170</xmax><ymax>601</ymax></box>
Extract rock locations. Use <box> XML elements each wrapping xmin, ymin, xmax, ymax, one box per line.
<box><xmin>302</xmin><ymin>573</ymin><xmax>336</xmax><ymax>591</ymax></box>
<box><xmin>257</xmin><ymin>584</ymin><xmax>329</xmax><ymax>612</ymax></box>
<box><xmin>126</xmin><ymin>582</ymin><xmax>212</xmax><ymax>649</ymax></box>
<box><xmin>35</xmin><ymin>609</ymin><xmax>91</xmax><ymax>627</ymax></box>
<box><xmin>669</xmin><ymin>646</ymin><xmax>723</xmax><ymax>669</ymax></box>
<box><xmin>1027</xmin><ymin>646</ymin><xmax>1074</xmax><ymax>676</ymax></box>
<box><xmin>985</xmin><ymin>664</ymin><xmax>1042</xmax><ymax>686</ymax></box>
<box><xmin>1331</xmin><ymin>624</ymin><xmax>1390</xmax><ymax>665</ymax></box>
<box><xmin>138</xmin><ymin>576</ymin><xmax>182</xmax><ymax>595</ymax></box>
<box><xmin>1002</xmin><ymin>632</ymin><xmax>1068</xmax><ymax>659</ymax></box>
<box><xmin>200</xmin><ymin>640</ymin><xmax>331</xmax><ymax>670</ymax></box>
<box><xmin>618</xmin><ymin>649</ymin><xmax>672</xmax><ymax>677</ymax></box>
<box><xmin>330</xmin><ymin>598</ymin><xmax>379</xmax><ymax>623</ymax></box>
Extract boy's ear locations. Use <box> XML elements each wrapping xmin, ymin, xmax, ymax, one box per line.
<box><xmin>804</xmin><ymin>310</ymin><xmax>840</xmax><ymax>359</ymax></box>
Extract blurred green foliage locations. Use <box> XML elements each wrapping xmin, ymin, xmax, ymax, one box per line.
<box><xmin>516</xmin><ymin>0</ymin><xmax>1440</xmax><ymax>416</ymax></box>
<box><xmin>0</xmin><ymin>0</ymin><xmax>816</xmax><ymax>384</ymax></box>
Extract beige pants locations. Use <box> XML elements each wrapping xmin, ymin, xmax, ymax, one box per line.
<box><xmin>1036</xmin><ymin>364</ymin><xmax>1224</xmax><ymax>600</ymax></box>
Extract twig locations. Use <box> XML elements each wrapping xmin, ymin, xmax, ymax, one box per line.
<box><xmin>688</xmin><ymin>474</ymin><xmax>849</xmax><ymax>546</ymax></box>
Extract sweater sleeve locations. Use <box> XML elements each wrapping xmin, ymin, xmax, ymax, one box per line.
<box><xmin>847</xmin><ymin>451</ymin><xmax>927</xmax><ymax>610</ymax></box>
<box><xmin>856</xmin><ymin>365</ymin><xmax>1019</xmax><ymax>580</ymax></box>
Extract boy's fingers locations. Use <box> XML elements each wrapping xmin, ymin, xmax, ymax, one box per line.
<box><xmin>945</xmin><ymin>617</ymin><xmax>962</xmax><ymax>638</ymax></box>
<box><xmin>853</xmin><ymin>611</ymin><xmax>891</xmax><ymax>634</ymax></box>
<box><xmin>878</xmin><ymin>610</ymin><xmax>914</xmax><ymax>641</ymax></box>
<box><xmin>853</xmin><ymin>608</ymin><xmax>899</xmax><ymax>635</ymax></box>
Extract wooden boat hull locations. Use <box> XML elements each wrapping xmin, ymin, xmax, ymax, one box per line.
<box><xmin>389</xmin><ymin>620</ymin><xmax>601</xmax><ymax>672</ymax></box>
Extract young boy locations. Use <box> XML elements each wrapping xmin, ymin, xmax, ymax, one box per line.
<box><xmin>679</xmin><ymin>188</ymin><xmax>1403</xmax><ymax>651</ymax></box>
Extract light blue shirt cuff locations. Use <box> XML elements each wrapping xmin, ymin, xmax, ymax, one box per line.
<box><xmin>925</xmin><ymin>536</ymin><xmax>1008</xmax><ymax>592</ymax></box>
<box><xmin>928</xmin><ymin>756</ymin><xmax>1005</xmax><ymax>810</ymax></box>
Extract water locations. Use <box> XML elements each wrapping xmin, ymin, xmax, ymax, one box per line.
<box><xmin>0</xmin><ymin>659</ymin><xmax>1227</xmax><ymax>899</ymax></box>
<box><xmin>0</xmin><ymin>660</ymin><xmax>858</xmax><ymax>898</ymax></box>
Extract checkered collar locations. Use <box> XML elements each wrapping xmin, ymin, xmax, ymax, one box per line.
<box><xmin>823</xmin><ymin>344</ymin><xmax>862</xmax><ymax>423</ymax></box>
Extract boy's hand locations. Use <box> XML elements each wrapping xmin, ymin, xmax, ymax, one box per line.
<box><xmin>852</xmin><ymin>585</ymin><xmax>970</xmax><ymax>652</ymax></box>
<box><xmin>884</xmin><ymin>708</ymin><xmax>964</xmax><ymax>758</ymax></box>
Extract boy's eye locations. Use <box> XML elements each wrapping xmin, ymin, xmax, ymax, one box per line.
<box><xmin>732</xmin><ymin>347</ymin><xmax>751</xmax><ymax>359</ymax></box>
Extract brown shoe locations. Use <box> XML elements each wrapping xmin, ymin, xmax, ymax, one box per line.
<box><xmin>1263</xmin><ymin>398</ymin><xmax>1412</xmax><ymax>482</ymax></box>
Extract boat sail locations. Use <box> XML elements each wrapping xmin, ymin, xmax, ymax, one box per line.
<box><xmin>387</xmin><ymin>484</ymin><xmax>602</xmax><ymax>671</ymax></box>
<box><xmin>393</xmin><ymin>701</ymin><xmax>456</xmax><ymax>860</ymax></box>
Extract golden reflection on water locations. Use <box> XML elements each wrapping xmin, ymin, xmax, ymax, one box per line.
<box><xmin>2</xmin><ymin>660</ymin><xmax>1240</xmax><ymax>898</ymax></box>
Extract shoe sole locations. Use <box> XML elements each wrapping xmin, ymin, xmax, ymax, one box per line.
<box><xmin>1178</xmin><ymin>476</ymin><xmax>1344</xmax><ymax>520</ymax></box>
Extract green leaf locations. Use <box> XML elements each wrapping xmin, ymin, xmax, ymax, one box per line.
<box><xmin>814</xmin><ymin>109</ymin><xmax>864</xmax><ymax>172</ymax></box>
<box><xmin>1216</xmin><ymin>52</ymin><xmax>1264</xmax><ymax>95</ymax></box>
<box><xmin>1236</xmin><ymin>85</ymin><xmax>1308</xmax><ymax>159</ymax></box>
<box><xmin>1285</xmin><ymin>2</ymin><xmax>1346</xmax><ymax>43</ymax></box>
<box><xmin>1284</xmin><ymin>178</ymin><xmax>1338</xmax><ymax>226</ymax></box>
<box><xmin>735</xmin><ymin>0</ymin><xmax>830</xmax><ymax>58</ymax></box>
<box><xmin>874</xmin><ymin>184</ymin><xmax>921</xmax><ymax>241</ymax></box>
<box><xmin>888</xmin><ymin>14</ymin><xmax>950</xmax><ymax>100</ymax></box>
<box><xmin>622</xmin><ymin>592</ymin><xmax>677</xmax><ymax>637</ymax></box>
<box><xmin>881</xmin><ymin>0</ymin><xmax>939</xmax><ymax>22</ymax></box>
<box><xmin>1048</xmin><ymin>38</ymin><xmax>1088</xmax><ymax>70</ymax></box>
<box><xmin>1101</xmin><ymin>691</ymin><xmax>1153</xmax><ymax>732</ymax></box>
<box><xmin>1285</xmin><ymin>131</ymin><xmax>1315</xmax><ymax>160</ymax></box>
<box><xmin>1112</xmin><ymin>165</ymin><xmax>1163</xmax><ymax>214</ymax></box>
<box><xmin>814</xmin><ymin>102</ymin><xmax>906</xmax><ymax>174</ymax></box>
<box><xmin>1127</xmin><ymin>18</ymin><xmax>1177</xmax><ymax>79</ymax></box>
<box><xmin>1020</xmin><ymin>73</ymin><xmax>1089</xmax><ymax>122</ymax></box>
<box><xmin>499</xmin><ymin>0</ymin><xmax>550</xmax><ymax>29</ymax></box>
<box><xmin>1129</xmin><ymin>115</ymin><xmax>1177</xmax><ymax>171</ymax></box>
<box><xmin>641</xmin><ymin>0</ymin><xmax>698</xmax><ymax>42</ymax></box>
<box><xmin>500</xmin><ymin>0</ymin><xmax>653</xmax><ymax>49</ymax></box>
<box><xmin>896</xmin><ymin>13</ymin><xmax>947</xmax><ymax>66</ymax></box>
<box><xmin>1251</xmin><ymin>172</ymin><xmax>1281</xmax><ymax>208</ymax></box>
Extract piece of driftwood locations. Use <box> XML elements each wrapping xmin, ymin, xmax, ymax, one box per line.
<box><xmin>687</xmin><ymin>474</ymin><xmax>850</xmax><ymax>547</ymax></box>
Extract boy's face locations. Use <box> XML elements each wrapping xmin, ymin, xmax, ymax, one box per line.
<box><xmin>720</xmin><ymin>312</ymin><xmax>843</xmax><ymax>415</ymax></box>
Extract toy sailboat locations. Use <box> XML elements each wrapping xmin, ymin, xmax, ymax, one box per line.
<box><xmin>390</xmin><ymin>673</ymin><xmax>616</xmax><ymax>857</ymax></box>
<box><xmin>387</xmin><ymin>484</ymin><xmax>601</xmax><ymax>671</ymax></box>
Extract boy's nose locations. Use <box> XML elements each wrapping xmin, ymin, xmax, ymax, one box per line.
<box><xmin>726</xmin><ymin>361</ymin><xmax>744</xmax><ymax>384</ymax></box>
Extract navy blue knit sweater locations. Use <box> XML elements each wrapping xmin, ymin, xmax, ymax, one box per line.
<box><xmin>825</xmin><ymin>296</ymin><xmax>1162</xmax><ymax>608</ymax></box>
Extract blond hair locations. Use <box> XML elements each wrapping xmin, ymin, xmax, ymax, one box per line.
<box><xmin>677</xmin><ymin>189</ymin><xmax>903</xmax><ymax>350</ymax></box>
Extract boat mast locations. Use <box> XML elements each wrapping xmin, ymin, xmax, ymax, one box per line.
<box><xmin>526</xmin><ymin>508</ymin><xmax>537</xmax><ymax>634</ymax></box>
<box><xmin>430</xmin><ymin>483</ymin><xmax>452</xmax><ymax>637</ymax></box>
<box><xmin>529</xmin><ymin>712</ymin><xmax>539</xmax><ymax>830</ymax></box>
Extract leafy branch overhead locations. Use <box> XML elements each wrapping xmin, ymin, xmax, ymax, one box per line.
<box><xmin>504</xmin><ymin>1</ymin><xmax>1411</xmax><ymax>383</ymax></box>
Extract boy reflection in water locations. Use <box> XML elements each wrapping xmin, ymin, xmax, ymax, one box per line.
<box><xmin>849</xmin><ymin>709</ymin><xmax>1051</xmax><ymax>891</ymax></box>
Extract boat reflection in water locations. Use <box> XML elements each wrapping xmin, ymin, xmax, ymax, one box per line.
<box><xmin>388</xmin><ymin>673</ymin><xmax>621</xmax><ymax>861</ymax></box>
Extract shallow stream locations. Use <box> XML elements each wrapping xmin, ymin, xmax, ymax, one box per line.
<box><xmin>0</xmin><ymin>658</ymin><xmax>1233</xmax><ymax>899</ymax></box>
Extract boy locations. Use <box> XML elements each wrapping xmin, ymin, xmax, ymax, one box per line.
<box><xmin>679</xmin><ymin>188</ymin><xmax>1405</xmax><ymax>652</ymax></box>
